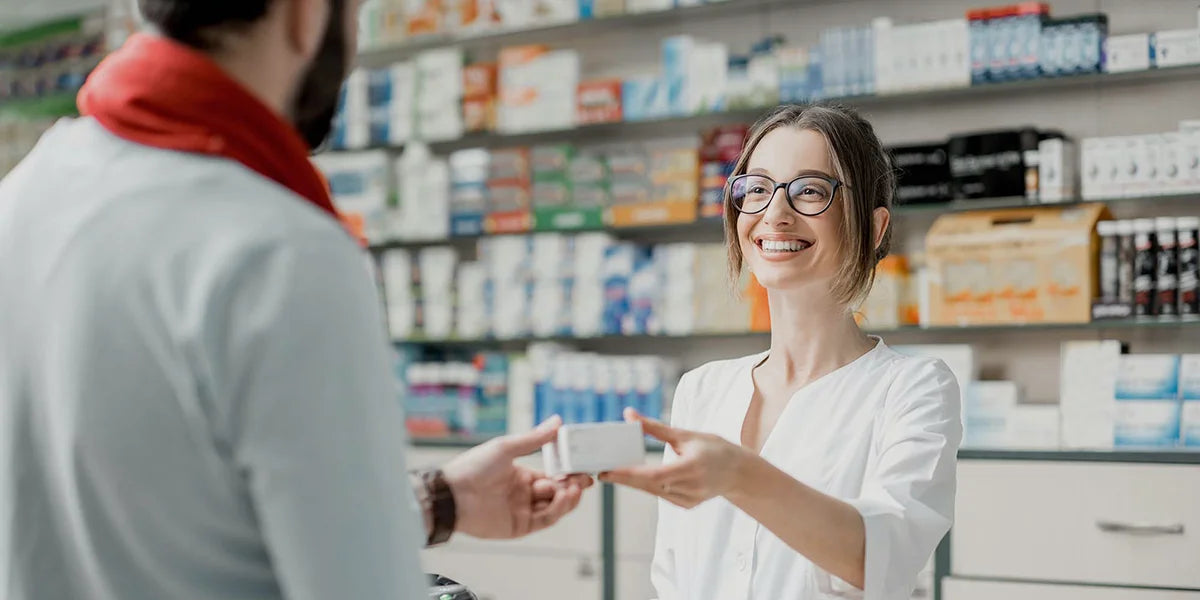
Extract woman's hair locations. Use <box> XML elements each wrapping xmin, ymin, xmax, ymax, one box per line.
<box><xmin>724</xmin><ymin>103</ymin><xmax>895</xmax><ymax>307</ymax></box>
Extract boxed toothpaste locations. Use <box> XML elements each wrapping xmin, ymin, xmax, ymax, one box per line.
<box><xmin>1180</xmin><ymin>355</ymin><xmax>1200</xmax><ymax>447</ymax></box>
<box><xmin>1114</xmin><ymin>354</ymin><xmax>1181</xmax><ymax>447</ymax></box>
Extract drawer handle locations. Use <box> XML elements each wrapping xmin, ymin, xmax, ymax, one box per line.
<box><xmin>1096</xmin><ymin>520</ymin><xmax>1185</xmax><ymax>536</ymax></box>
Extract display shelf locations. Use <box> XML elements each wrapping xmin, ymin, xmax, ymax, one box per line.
<box><xmin>367</xmin><ymin>192</ymin><xmax>1200</xmax><ymax>252</ymax></box>
<box><xmin>396</xmin><ymin>317</ymin><xmax>1200</xmax><ymax>348</ymax></box>
<box><xmin>0</xmin><ymin>92</ymin><xmax>78</xmax><ymax>120</ymax></box>
<box><xmin>357</xmin><ymin>0</ymin><xmax>779</xmax><ymax>65</ymax></box>
<box><xmin>957</xmin><ymin>449</ymin><xmax>1200</xmax><ymax>464</ymax></box>
<box><xmin>331</xmin><ymin>63</ymin><xmax>1200</xmax><ymax>155</ymax></box>
<box><xmin>410</xmin><ymin>434</ymin><xmax>498</xmax><ymax>448</ymax></box>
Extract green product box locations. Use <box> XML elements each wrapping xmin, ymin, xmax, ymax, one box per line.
<box><xmin>533</xmin><ymin>205</ymin><xmax>606</xmax><ymax>232</ymax></box>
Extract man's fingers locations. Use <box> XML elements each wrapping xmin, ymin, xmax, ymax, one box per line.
<box><xmin>530</xmin><ymin>485</ymin><xmax>578</xmax><ymax>531</ymax></box>
<box><xmin>498</xmin><ymin>415</ymin><xmax>562</xmax><ymax>456</ymax></box>
<box><xmin>623</xmin><ymin>408</ymin><xmax>683</xmax><ymax>446</ymax></box>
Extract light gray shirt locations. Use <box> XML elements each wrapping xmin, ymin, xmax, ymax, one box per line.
<box><xmin>0</xmin><ymin>118</ymin><xmax>425</xmax><ymax>599</ymax></box>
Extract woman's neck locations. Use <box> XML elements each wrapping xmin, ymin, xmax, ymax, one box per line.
<box><xmin>761</xmin><ymin>287</ymin><xmax>876</xmax><ymax>387</ymax></box>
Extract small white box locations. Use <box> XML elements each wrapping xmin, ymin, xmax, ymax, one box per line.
<box><xmin>1142</xmin><ymin>134</ymin><xmax>1165</xmax><ymax>196</ymax></box>
<box><xmin>1180</xmin><ymin>129</ymin><xmax>1200</xmax><ymax>193</ymax></box>
<box><xmin>542</xmin><ymin>422</ymin><xmax>647</xmax><ymax>476</ymax></box>
<box><xmin>1059</xmin><ymin>340</ymin><xmax>1121</xmax><ymax>449</ymax></box>
<box><xmin>1152</xmin><ymin>29</ymin><xmax>1200</xmax><ymax>68</ymax></box>
<box><xmin>1104</xmin><ymin>33</ymin><xmax>1153</xmax><ymax>73</ymax></box>
<box><xmin>1160</xmin><ymin>132</ymin><xmax>1186</xmax><ymax>194</ymax></box>
<box><xmin>963</xmin><ymin>381</ymin><xmax>1020</xmax><ymax>448</ymax></box>
<box><xmin>1080</xmin><ymin>137</ymin><xmax>1106</xmax><ymax>200</ymax></box>
<box><xmin>1117</xmin><ymin>136</ymin><xmax>1146</xmax><ymax>198</ymax></box>
<box><xmin>1037</xmin><ymin>137</ymin><xmax>1077</xmax><ymax>203</ymax></box>
<box><xmin>1007</xmin><ymin>405</ymin><xmax>1061</xmax><ymax>449</ymax></box>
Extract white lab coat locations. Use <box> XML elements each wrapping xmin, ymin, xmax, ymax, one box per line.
<box><xmin>0</xmin><ymin>118</ymin><xmax>426</xmax><ymax>600</ymax></box>
<box><xmin>651</xmin><ymin>340</ymin><xmax>962</xmax><ymax>600</ymax></box>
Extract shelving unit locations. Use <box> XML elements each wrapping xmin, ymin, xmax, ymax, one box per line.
<box><xmin>369</xmin><ymin>191</ymin><xmax>1200</xmax><ymax>251</ymax></box>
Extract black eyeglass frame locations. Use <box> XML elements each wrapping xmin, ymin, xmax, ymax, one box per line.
<box><xmin>726</xmin><ymin>173</ymin><xmax>845</xmax><ymax>217</ymax></box>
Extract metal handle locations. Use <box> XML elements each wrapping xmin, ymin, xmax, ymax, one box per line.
<box><xmin>1096</xmin><ymin>520</ymin><xmax>1185</xmax><ymax>536</ymax></box>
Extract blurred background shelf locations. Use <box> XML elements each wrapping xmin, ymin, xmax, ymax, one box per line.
<box><xmin>396</xmin><ymin>317</ymin><xmax>1200</xmax><ymax>348</ymax></box>
<box><xmin>368</xmin><ymin>192</ymin><xmax>1200</xmax><ymax>251</ymax></box>
<box><xmin>333</xmin><ymin>63</ymin><xmax>1200</xmax><ymax>155</ymax></box>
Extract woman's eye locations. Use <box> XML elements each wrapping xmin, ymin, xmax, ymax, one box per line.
<box><xmin>750</xmin><ymin>186</ymin><xmax>769</xmax><ymax>194</ymax></box>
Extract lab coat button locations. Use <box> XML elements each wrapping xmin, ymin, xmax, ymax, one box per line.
<box><xmin>735</xmin><ymin>553</ymin><xmax>748</xmax><ymax>571</ymax></box>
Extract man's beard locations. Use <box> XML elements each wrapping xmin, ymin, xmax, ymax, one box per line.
<box><xmin>293</xmin><ymin>0</ymin><xmax>348</xmax><ymax>150</ymax></box>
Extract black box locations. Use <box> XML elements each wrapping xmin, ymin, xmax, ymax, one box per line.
<box><xmin>948</xmin><ymin>128</ymin><xmax>1041</xmax><ymax>200</ymax></box>
<box><xmin>891</xmin><ymin>142</ymin><xmax>952</xmax><ymax>205</ymax></box>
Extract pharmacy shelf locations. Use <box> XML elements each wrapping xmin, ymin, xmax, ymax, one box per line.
<box><xmin>410</xmin><ymin>434</ymin><xmax>498</xmax><ymax>448</ymax></box>
<box><xmin>0</xmin><ymin>92</ymin><xmax>78</xmax><ymax>120</ymax></box>
<box><xmin>368</xmin><ymin>191</ymin><xmax>1200</xmax><ymax>251</ymax></box>
<box><xmin>357</xmin><ymin>0</ymin><xmax>786</xmax><ymax>65</ymax></box>
<box><xmin>957</xmin><ymin>449</ymin><xmax>1200</xmax><ymax>464</ymax></box>
<box><xmin>396</xmin><ymin>317</ymin><xmax>1200</xmax><ymax>348</ymax></box>
<box><xmin>334</xmin><ymin>63</ymin><xmax>1200</xmax><ymax>155</ymax></box>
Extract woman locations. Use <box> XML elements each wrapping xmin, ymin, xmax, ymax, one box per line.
<box><xmin>601</xmin><ymin>104</ymin><xmax>962</xmax><ymax>600</ymax></box>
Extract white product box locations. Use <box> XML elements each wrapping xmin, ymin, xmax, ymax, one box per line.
<box><xmin>963</xmin><ymin>381</ymin><xmax>1020</xmax><ymax>448</ymax></box>
<box><xmin>455</xmin><ymin>262</ymin><xmax>488</xmax><ymax>340</ymax></box>
<box><xmin>340</xmin><ymin>68</ymin><xmax>371</xmax><ymax>150</ymax></box>
<box><xmin>1160</xmin><ymin>132</ymin><xmax>1186</xmax><ymax>194</ymax></box>
<box><xmin>381</xmin><ymin>249</ymin><xmax>416</xmax><ymax>339</ymax></box>
<box><xmin>1059</xmin><ymin>340</ymin><xmax>1121</xmax><ymax>449</ymax></box>
<box><xmin>1037</xmin><ymin>137</ymin><xmax>1077</xmax><ymax>203</ymax></box>
<box><xmin>386</xmin><ymin>62</ymin><xmax>416</xmax><ymax>146</ymax></box>
<box><xmin>1180</xmin><ymin>128</ymin><xmax>1200</xmax><ymax>193</ymax></box>
<box><xmin>1080</xmin><ymin>137</ymin><xmax>1106</xmax><ymax>200</ymax></box>
<box><xmin>1142</xmin><ymin>134</ymin><xmax>1165</xmax><ymax>196</ymax></box>
<box><xmin>313</xmin><ymin>150</ymin><xmax>392</xmax><ymax>241</ymax></box>
<box><xmin>1113</xmin><ymin>136</ymin><xmax>1141</xmax><ymax>198</ymax></box>
<box><xmin>1152</xmin><ymin>29</ymin><xmax>1200</xmax><ymax>68</ymax></box>
<box><xmin>1104</xmin><ymin>33</ymin><xmax>1153</xmax><ymax>73</ymax></box>
<box><xmin>1181</xmin><ymin>355</ymin><xmax>1200</xmax><ymax>446</ymax></box>
<box><xmin>946</xmin><ymin>18</ymin><xmax>972</xmax><ymax>89</ymax></box>
<box><xmin>1114</xmin><ymin>354</ymin><xmax>1181</xmax><ymax>447</ymax></box>
<box><xmin>1007</xmin><ymin>405</ymin><xmax>1061</xmax><ymax>449</ymax></box>
<box><xmin>542</xmin><ymin>421</ymin><xmax>647</xmax><ymax>475</ymax></box>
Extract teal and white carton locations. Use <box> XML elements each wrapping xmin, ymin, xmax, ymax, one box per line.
<box><xmin>1180</xmin><ymin>355</ymin><xmax>1200</xmax><ymax>447</ymax></box>
<box><xmin>1114</xmin><ymin>355</ymin><xmax>1181</xmax><ymax>447</ymax></box>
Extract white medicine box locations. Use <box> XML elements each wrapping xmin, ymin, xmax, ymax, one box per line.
<box><xmin>1104</xmin><ymin>33</ymin><xmax>1153</xmax><ymax>72</ymax></box>
<box><xmin>1037</xmin><ymin>137</ymin><xmax>1076</xmax><ymax>203</ymax></box>
<box><xmin>1153</xmin><ymin>29</ymin><xmax>1200</xmax><ymax>68</ymax></box>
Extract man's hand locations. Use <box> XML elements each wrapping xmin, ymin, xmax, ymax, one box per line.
<box><xmin>443</xmin><ymin>416</ymin><xmax>594</xmax><ymax>539</ymax></box>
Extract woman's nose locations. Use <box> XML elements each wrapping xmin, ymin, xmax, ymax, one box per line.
<box><xmin>762</xmin><ymin>186</ymin><xmax>794</xmax><ymax>226</ymax></box>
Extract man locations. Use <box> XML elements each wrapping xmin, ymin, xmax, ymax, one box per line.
<box><xmin>0</xmin><ymin>1</ymin><xmax>590</xmax><ymax>598</ymax></box>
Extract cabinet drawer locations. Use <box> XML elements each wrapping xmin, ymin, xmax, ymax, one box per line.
<box><xmin>422</xmin><ymin>548</ymin><xmax>601</xmax><ymax>600</ymax></box>
<box><xmin>944</xmin><ymin>578</ymin><xmax>1200</xmax><ymax>600</ymax></box>
<box><xmin>953</xmin><ymin>461</ymin><xmax>1200</xmax><ymax>589</ymax></box>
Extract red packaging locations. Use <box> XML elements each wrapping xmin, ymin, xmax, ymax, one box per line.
<box><xmin>576</xmin><ymin>79</ymin><xmax>623</xmax><ymax>125</ymax></box>
<box><xmin>463</xmin><ymin>97</ymin><xmax>496</xmax><ymax>132</ymax></box>
<box><xmin>700</xmin><ymin>124</ymin><xmax>750</xmax><ymax>163</ymax></box>
<box><xmin>463</xmin><ymin>62</ymin><xmax>498</xmax><ymax>99</ymax></box>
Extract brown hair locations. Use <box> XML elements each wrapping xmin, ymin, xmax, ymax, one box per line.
<box><xmin>725</xmin><ymin>103</ymin><xmax>895</xmax><ymax>306</ymax></box>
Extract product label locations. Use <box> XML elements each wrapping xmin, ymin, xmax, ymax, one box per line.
<box><xmin>533</xmin><ymin>206</ymin><xmax>606</xmax><ymax>232</ymax></box>
<box><xmin>609</xmin><ymin>201</ymin><xmax>698</xmax><ymax>227</ymax></box>
<box><xmin>484</xmin><ymin>210</ymin><xmax>532</xmax><ymax>234</ymax></box>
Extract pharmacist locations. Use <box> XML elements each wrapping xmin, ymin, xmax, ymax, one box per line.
<box><xmin>0</xmin><ymin>1</ymin><xmax>590</xmax><ymax>599</ymax></box>
<box><xmin>601</xmin><ymin>105</ymin><xmax>961</xmax><ymax>600</ymax></box>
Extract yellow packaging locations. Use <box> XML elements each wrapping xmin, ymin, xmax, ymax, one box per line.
<box><xmin>926</xmin><ymin>204</ymin><xmax>1108</xmax><ymax>326</ymax></box>
<box><xmin>859</xmin><ymin>255</ymin><xmax>914</xmax><ymax>330</ymax></box>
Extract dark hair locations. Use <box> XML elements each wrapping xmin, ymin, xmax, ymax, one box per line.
<box><xmin>724</xmin><ymin>104</ymin><xmax>895</xmax><ymax>306</ymax></box>
<box><xmin>138</xmin><ymin>1</ymin><xmax>275</xmax><ymax>50</ymax></box>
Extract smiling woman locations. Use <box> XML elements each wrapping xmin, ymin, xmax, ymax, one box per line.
<box><xmin>600</xmin><ymin>103</ymin><xmax>962</xmax><ymax>600</ymax></box>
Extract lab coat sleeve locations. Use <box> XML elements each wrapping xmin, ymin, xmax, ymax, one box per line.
<box><xmin>216</xmin><ymin>234</ymin><xmax>426</xmax><ymax>600</ymax></box>
<box><xmin>649</xmin><ymin>369</ymin><xmax>697</xmax><ymax>600</ymax></box>
<box><xmin>826</xmin><ymin>358</ymin><xmax>962</xmax><ymax>600</ymax></box>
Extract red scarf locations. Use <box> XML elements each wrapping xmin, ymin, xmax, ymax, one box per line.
<box><xmin>78</xmin><ymin>33</ymin><xmax>359</xmax><ymax>239</ymax></box>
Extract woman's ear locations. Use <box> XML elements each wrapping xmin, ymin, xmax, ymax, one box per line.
<box><xmin>872</xmin><ymin>207</ymin><xmax>891</xmax><ymax>251</ymax></box>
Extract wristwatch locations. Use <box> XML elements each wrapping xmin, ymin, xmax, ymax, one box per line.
<box><xmin>417</xmin><ymin>469</ymin><xmax>457</xmax><ymax>547</ymax></box>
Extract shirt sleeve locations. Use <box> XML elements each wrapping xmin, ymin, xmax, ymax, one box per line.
<box><xmin>649</xmin><ymin>369</ymin><xmax>698</xmax><ymax>600</ymax></box>
<box><xmin>214</xmin><ymin>233</ymin><xmax>426</xmax><ymax>600</ymax></box>
<box><xmin>823</xmin><ymin>358</ymin><xmax>962</xmax><ymax>600</ymax></box>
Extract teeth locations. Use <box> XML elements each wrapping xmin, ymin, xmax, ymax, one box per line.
<box><xmin>761</xmin><ymin>240</ymin><xmax>808</xmax><ymax>252</ymax></box>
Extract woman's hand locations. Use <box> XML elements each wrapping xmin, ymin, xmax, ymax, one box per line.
<box><xmin>599</xmin><ymin>408</ymin><xmax>753</xmax><ymax>509</ymax></box>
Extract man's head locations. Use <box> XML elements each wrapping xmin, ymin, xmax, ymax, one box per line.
<box><xmin>138</xmin><ymin>0</ymin><xmax>359</xmax><ymax>149</ymax></box>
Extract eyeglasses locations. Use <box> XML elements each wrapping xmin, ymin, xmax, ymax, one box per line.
<box><xmin>727</xmin><ymin>173</ymin><xmax>843</xmax><ymax>216</ymax></box>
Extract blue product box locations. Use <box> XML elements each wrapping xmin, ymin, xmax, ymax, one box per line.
<box><xmin>602</xmin><ymin>244</ymin><xmax>635</xmax><ymax>335</ymax></box>
<box><xmin>368</xmin><ymin>68</ymin><xmax>393</xmax><ymax>146</ymax></box>
<box><xmin>624</xmin><ymin>247</ymin><xmax>658</xmax><ymax>335</ymax></box>
<box><xmin>1040</xmin><ymin>20</ymin><xmax>1065</xmax><ymax>77</ymax></box>
<box><xmin>969</xmin><ymin>14</ymin><xmax>991</xmax><ymax>84</ymax></box>
<box><xmin>807</xmin><ymin>46</ymin><xmax>824</xmax><ymax>99</ymax></box>
<box><xmin>622</xmin><ymin>75</ymin><xmax>670</xmax><ymax>122</ymax></box>
<box><xmin>1114</xmin><ymin>355</ymin><xmax>1182</xmax><ymax>447</ymax></box>
<box><xmin>451</xmin><ymin>213</ymin><xmax>485</xmax><ymax>237</ymax></box>
<box><xmin>819</xmin><ymin>28</ymin><xmax>842</xmax><ymax>98</ymax></box>
<box><xmin>1013</xmin><ymin>10</ymin><xmax>1044</xmax><ymax>79</ymax></box>
<box><xmin>862</xmin><ymin>26</ymin><xmax>876</xmax><ymax>96</ymax></box>
<box><xmin>475</xmin><ymin>354</ymin><xmax>508</xmax><ymax>435</ymax></box>
<box><xmin>989</xmin><ymin>13</ymin><xmax>1012</xmax><ymax>81</ymax></box>
<box><xmin>1078</xmin><ymin>15</ymin><xmax>1108</xmax><ymax>74</ymax></box>
<box><xmin>1180</xmin><ymin>355</ymin><xmax>1200</xmax><ymax>447</ymax></box>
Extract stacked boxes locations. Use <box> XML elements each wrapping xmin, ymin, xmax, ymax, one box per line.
<box><xmin>485</xmin><ymin>147</ymin><xmax>533</xmax><ymax>234</ymax></box>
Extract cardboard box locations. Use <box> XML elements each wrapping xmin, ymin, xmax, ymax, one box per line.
<box><xmin>1114</xmin><ymin>354</ymin><xmax>1181</xmax><ymax>447</ymax></box>
<box><xmin>926</xmin><ymin>204</ymin><xmax>1109</xmax><ymax>325</ymax></box>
